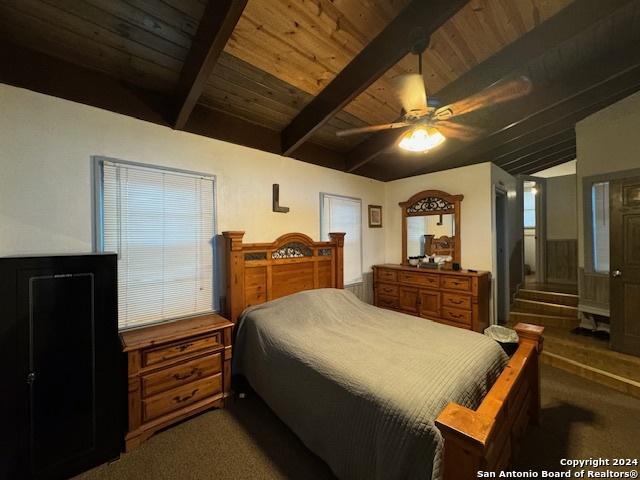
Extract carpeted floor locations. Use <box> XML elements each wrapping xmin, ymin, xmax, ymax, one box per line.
<box><xmin>75</xmin><ymin>364</ymin><xmax>640</xmax><ymax>480</ymax></box>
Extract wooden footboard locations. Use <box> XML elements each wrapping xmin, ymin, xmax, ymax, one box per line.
<box><xmin>435</xmin><ymin>323</ymin><xmax>544</xmax><ymax>479</ymax></box>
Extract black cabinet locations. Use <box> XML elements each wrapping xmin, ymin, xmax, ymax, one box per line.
<box><xmin>1</xmin><ymin>254</ymin><xmax>123</xmax><ymax>479</ymax></box>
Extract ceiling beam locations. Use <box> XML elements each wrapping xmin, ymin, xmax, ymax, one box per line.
<box><xmin>280</xmin><ymin>0</ymin><xmax>469</xmax><ymax>156</ymax></box>
<box><xmin>498</xmin><ymin>137</ymin><xmax>576</xmax><ymax>171</ymax></box>
<box><xmin>512</xmin><ymin>151</ymin><xmax>578</xmax><ymax>176</ymax></box>
<box><xmin>507</xmin><ymin>145</ymin><xmax>577</xmax><ymax>175</ymax></box>
<box><xmin>0</xmin><ymin>41</ymin><xmax>348</xmax><ymax>171</ymax></box>
<box><xmin>345</xmin><ymin>0</ymin><xmax>635</xmax><ymax>173</ymax></box>
<box><xmin>173</xmin><ymin>0</ymin><xmax>247</xmax><ymax>130</ymax></box>
<box><xmin>492</xmin><ymin>128</ymin><xmax>575</xmax><ymax>166</ymax></box>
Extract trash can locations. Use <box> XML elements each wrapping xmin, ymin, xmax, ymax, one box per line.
<box><xmin>484</xmin><ymin>325</ymin><xmax>519</xmax><ymax>356</ymax></box>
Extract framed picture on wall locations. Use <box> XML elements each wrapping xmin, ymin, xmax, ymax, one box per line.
<box><xmin>368</xmin><ymin>205</ymin><xmax>382</xmax><ymax>228</ymax></box>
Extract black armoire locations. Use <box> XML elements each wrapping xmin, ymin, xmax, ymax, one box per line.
<box><xmin>1</xmin><ymin>254</ymin><xmax>123</xmax><ymax>479</ymax></box>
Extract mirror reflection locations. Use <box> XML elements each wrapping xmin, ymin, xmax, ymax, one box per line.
<box><xmin>406</xmin><ymin>214</ymin><xmax>456</xmax><ymax>259</ymax></box>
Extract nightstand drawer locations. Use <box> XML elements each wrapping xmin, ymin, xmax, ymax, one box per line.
<box><xmin>377</xmin><ymin>295</ymin><xmax>399</xmax><ymax>309</ymax></box>
<box><xmin>442</xmin><ymin>293</ymin><xmax>471</xmax><ymax>310</ymax></box>
<box><xmin>142</xmin><ymin>374</ymin><xmax>222</xmax><ymax>422</ymax></box>
<box><xmin>376</xmin><ymin>283</ymin><xmax>398</xmax><ymax>297</ymax></box>
<box><xmin>142</xmin><ymin>353</ymin><xmax>222</xmax><ymax>398</ymax></box>
<box><xmin>377</xmin><ymin>269</ymin><xmax>398</xmax><ymax>283</ymax></box>
<box><xmin>142</xmin><ymin>334</ymin><xmax>222</xmax><ymax>368</ymax></box>
<box><xmin>441</xmin><ymin>307</ymin><xmax>472</xmax><ymax>325</ymax></box>
<box><xmin>399</xmin><ymin>271</ymin><xmax>439</xmax><ymax>288</ymax></box>
<box><xmin>441</xmin><ymin>275</ymin><xmax>471</xmax><ymax>292</ymax></box>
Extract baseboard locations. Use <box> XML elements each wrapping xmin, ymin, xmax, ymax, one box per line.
<box><xmin>541</xmin><ymin>351</ymin><xmax>640</xmax><ymax>399</ymax></box>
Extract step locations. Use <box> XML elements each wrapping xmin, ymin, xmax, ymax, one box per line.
<box><xmin>511</xmin><ymin>298</ymin><xmax>578</xmax><ymax>317</ymax></box>
<box><xmin>541</xmin><ymin>352</ymin><xmax>640</xmax><ymax>400</ymax></box>
<box><xmin>516</xmin><ymin>289</ymin><xmax>578</xmax><ymax>307</ymax></box>
<box><xmin>542</xmin><ymin>326</ymin><xmax>640</xmax><ymax>383</ymax></box>
<box><xmin>509</xmin><ymin>311</ymin><xmax>580</xmax><ymax>329</ymax></box>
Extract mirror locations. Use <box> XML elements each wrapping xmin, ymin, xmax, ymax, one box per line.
<box><xmin>400</xmin><ymin>190</ymin><xmax>463</xmax><ymax>266</ymax></box>
<box><xmin>406</xmin><ymin>214</ymin><xmax>456</xmax><ymax>257</ymax></box>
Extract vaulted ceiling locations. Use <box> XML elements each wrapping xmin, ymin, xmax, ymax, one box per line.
<box><xmin>1</xmin><ymin>0</ymin><xmax>639</xmax><ymax>180</ymax></box>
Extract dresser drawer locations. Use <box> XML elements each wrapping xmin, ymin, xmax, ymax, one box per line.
<box><xmin>377</xmin><ymin>269</ymin><xmax>398</xmax><ymax>283</ymax></box>
<box><xmin>141</xmin><ymin>353</ymin><xmax>222</xmax><ymax>398</ymax></box>
<box><xmin>441</xmin><ymin>275</ymin><xmax>471</xmax><ymax>292</ymax></box>
<box><xmin>142</xmin><ymin>334</ymin><xmax>222</xmax><ymax>368</ymax></box>
<box><xmin>376</xmin><ymin>283</ymin><xmax>398</xmax><ymax>297</ymax></box>
<box><xmin>142</xmin><ymin>374</ymin><xmax>222</xmax><ymax>422</ymax></box>
<box><xmin>441</xmin><ymin>307</ymin><xmax>472</xmax><ymax>325</ymax></box>
<box><xmin>377</xmin><ymin>295</ymin><xmax>400</xmax><ymax>309</ymax></box>
<box><xmin>442</xmin><ymin>293</ymin><xmax>471</xmax><ymax>310</ymax></box>
<box><xmin>399</xmin><ymin>271</ymin><xmax>439</xmax><ymax>288</ymax></box>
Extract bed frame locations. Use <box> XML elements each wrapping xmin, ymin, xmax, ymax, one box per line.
<box><xmin>222</xmin><ymin>231</ymin><xmax>345</xmax><ymax>323</ymax></box>
<box><xmin>223</xmin><ymin>231</ymin><xmax>544</xmax><ymax>479</ymax></box>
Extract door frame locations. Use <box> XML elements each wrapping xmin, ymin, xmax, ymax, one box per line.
<box><xmin>518</xmin><ymin>175</ymin><xmax>547</xmax><ymax>284</ymax></box>
<box><xmin>492</xmin><ymin>186</ymin><xmax>510</xmax><ymax>325</ymax></box>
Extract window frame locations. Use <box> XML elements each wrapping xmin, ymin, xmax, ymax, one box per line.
<box><xmin>92</xmin><ymin>156</ymin><xmax>220</xmax><ymax>329</ymax></box>
<box><xmin>582</xmin><ymin>167</ymin><xmax>640</xmax><ymax>275</ymax></box>
<box><xmin>319</xmin><ymin>192</ymin><xmax>364</xmax><ymax>286</ymax></box>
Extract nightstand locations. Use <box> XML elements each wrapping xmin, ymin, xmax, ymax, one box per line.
<box><xmin>120</xmin><ymin>313</ymin><xmax>233</xmax><ymax>451</ymax></box>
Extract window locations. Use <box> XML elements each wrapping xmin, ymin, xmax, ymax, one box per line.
<box><xmin>96</xmin><ymin>159</ymin><xmax>217</xmax><ymax>330</ymax></box>
<box><xmin>320</xmin><ymin>193</ymin><xmax>362</xmax><ymax>285</ymax></box>
<box><xmin>523</xmin><ymin>185</ymin><xmax>536</xmax><ymax>228</ymax></box>
<box><xmin>591</xmin><ymin>181</ymin><xmax>610</xmax><ymax>273</ymax></box>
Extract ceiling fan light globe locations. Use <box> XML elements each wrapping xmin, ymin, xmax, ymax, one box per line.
<box><xmin>398</xmin><ymin>127</ymin><xmax>445</xmax><ymax>153</ymax></box>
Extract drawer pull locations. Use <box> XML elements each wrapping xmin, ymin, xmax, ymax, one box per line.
<box><xmin>383</xmin><ymin>288</ymin><xmax>393</xmax><ymax>293</ymax></box>
<box><xmin>450</xmin><ymin>312</ymin><xmax>463</xmax><ymax>319</ymax></box>
<box><xmin>173</xmin><ymin>389</ymin><xmax>198</xmax><ymax>404</ymax></box>
<box><xmin>450</xmin><ymin>299</ymin><xmax>463</xmax><ymax>305</ymax></box>
<box><xmin>177</xmin><ymin>343</ymin><xmax>193</xmax><ymax>352</ymax></box>
<box><xmin>174</xmin><ymin>368</ymin><xmax>199</xmax><ymax>381</ymax></box>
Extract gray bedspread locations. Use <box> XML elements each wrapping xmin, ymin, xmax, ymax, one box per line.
<box><xmin>233</xmin><ymin>289</ymin><xmax>508</xmax><ymax>480</ymax></box>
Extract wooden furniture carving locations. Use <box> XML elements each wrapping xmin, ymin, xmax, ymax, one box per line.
<box><xmin>400</xmin><ymin>190</ymin><xmax>463</xmax><ymax>265</ymax></box>
<box><xmin>373</xmin><ymin>264</ymin><xmax>490</xmax><ymax>332</ymax></box>
<box><xmin>223</xmin><ymin>231</ymin><xmax>345</xmax><ymax>322</ymax></box>
<box><xmin>121</xmin><ymin>314</ymin><xmax>233</xmax><ymax>451</ymax></box>
<box><xmin>436</xmin><ymin>323</ymin><xmax>544</xmax><ymax>479</ymax></box>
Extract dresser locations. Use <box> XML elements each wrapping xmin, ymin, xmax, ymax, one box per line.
<box><xmin>120</xmin><ymin>314</ymin><xmax>233</xmax><ymax>451</ymax></box>
<box><xmin>373</xmin><ymin>264</ymin><xmax>490</xmax><ymax>332</ymax></box>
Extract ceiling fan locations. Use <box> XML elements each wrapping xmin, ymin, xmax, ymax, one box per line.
<box><xmin>336</xmin><ymin>29</ymin><xmax>533</xmax><ymax>153</ymax></box>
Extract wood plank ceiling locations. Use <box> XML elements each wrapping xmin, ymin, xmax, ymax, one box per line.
<box><xmin>1</xmin><ymin>0</ymin><xmax>639</xmax><ymax>179</ymax></box>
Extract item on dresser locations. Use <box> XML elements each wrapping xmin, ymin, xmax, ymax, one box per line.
<box><xmin>373</xmin><ymin>264</ymin><xmax>490</xmax><ymax>332</ymax></box>
<box><xmin>1</xmin><ymin>254</ymin><xmax>122</xmax><ymax>480</ymax></box>
<box><xmin>120</xmin><ymin>314</ymin><xmax>233</xmax><ymax>451</ymax></box>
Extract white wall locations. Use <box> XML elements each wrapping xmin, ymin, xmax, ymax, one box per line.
<box><xmin>384</xmin><ymin>162</ymin><xmax>494</xmax><ymax>271</ymax></box>
<box><xmin>546</xmin><ymin>174</ymin><xmax>577</xmax><ymax>240</ymax></box>
<box><xmin>576</xmin><ymin>90</ymin><xmax>640</xmax><ymax>267</ymax></box>
<box><xmin>0</xmin><ymin>84</ymin><xmax>386</xmax><ymax>274</ymax></box>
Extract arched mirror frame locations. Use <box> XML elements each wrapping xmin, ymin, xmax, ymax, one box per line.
<box><xmin>399</xmin><ymin>190</ymin><xmax>464</xmax><ymax>266</ymax></box>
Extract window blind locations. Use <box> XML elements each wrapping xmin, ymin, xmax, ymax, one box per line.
<box><xmin>100</xmin><ymin>160</ymin><xmax>216</xmax><ymax>329</ymax></box>
<box><xmin>321</xmin><ymin>194</ymin><xmax>362</xmax><ymax>285</ymax></box>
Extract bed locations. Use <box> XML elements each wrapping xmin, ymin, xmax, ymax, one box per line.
<box><xmin>223</xmin><ymin>231</ymin><xmax>544</xmax><ymax>480</ymax></box>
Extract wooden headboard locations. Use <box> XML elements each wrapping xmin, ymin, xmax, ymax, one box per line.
<box><xmin>425</xmin><ymin>234</ymin><xmax>456</xmax><ymax>257</ymax></box>
<box><xmin>222</xmin><ymin>231</ymin><xmax>345</xmax><ymax>323</ymax></box>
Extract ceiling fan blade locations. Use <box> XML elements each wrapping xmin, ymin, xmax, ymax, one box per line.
<box><xmin>393</xmin><ymin>74</ymin><xmax>428</xmax><ymax>116</ymax></box>
<box><xmin>433</xmin><ymin>120</ymin><xmax>483</xmax><ymax>141</ymax></box>
<box><xmin>336</xmin><ymin>122</ymin><xmax>411</xmax><ymax>137</ymax></box>
<box><xmin>434</xmin><ymin>76</ymin><xmax>532</xmax><ymax>120</ymax></box>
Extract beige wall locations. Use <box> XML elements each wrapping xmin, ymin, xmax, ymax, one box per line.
<box><xmin>0</xmin><ymin>85</ymin><xmax>386</xmax><ymax>274</ymax></box>
<box><xmin>546</xmin><ymin>174</ymin><xmax>577</xmax><ymax>240</ymax></box>
<box><xmin>576</xmin><ymin>90</ymin><xmax>640</xmax><ymax>267</ymax></box>
<box><xmin>384</xmin><ymin>162</ymin><xmax>494</xmax><ymax>271</ymax></box>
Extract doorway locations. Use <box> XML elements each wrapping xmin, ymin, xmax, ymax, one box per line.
<box><xmin>494</xmin><ymin>188</ymin><xmax>509</xmax><ymax>325</ymax></box>
<box><xmin>519</xmin><ymin>176</ymin><xmax>546</xmax><ymax>286</ymax></box>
